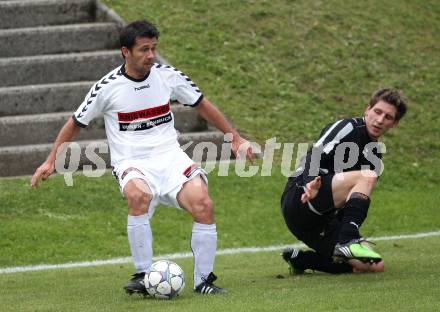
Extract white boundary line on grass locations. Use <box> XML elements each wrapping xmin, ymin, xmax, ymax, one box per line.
<box><xmin>1</xmin><ymin>230</ymin><xmax>439</xmax><ymax>274</ymax></box>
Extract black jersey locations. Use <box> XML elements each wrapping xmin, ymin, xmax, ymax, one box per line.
<box><xmin>295</xmin><ymin>117</ymin><xmax>384</xmax><ymax>185</ymax></box>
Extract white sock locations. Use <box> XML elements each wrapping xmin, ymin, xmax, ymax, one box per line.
<box><xmin>127</xmin><ymin>214</ymin><xmax>153</xmax><ymax>273</ymax></box>
<box><xmin>191</xmin><ymin>222</ymin><xmax>217</xmax><ymax>287</ymax></box>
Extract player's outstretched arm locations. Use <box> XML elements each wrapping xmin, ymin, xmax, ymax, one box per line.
<box><xmin>31</xmin><ymin>117</ymin><xmax>81</xmax><ymax>188</ymax></box>
<box><xmin>195</xmin><ymin>97</ymin><xmax>254</xmax><ymax>162</ymax></box>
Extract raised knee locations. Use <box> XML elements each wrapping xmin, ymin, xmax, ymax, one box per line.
<box><xmin>361</xmin><ymin>170</ymin><xmax>378</xmax><ymax>188</ymax></box>
<box><xmin>195</xmin><ymin>195</ymin><xmax>214</xmax><ymax>214</ymax></box>
<box><xmin>191</xmin><ymin>195</ymin><xmax>214</xmax><ymax>222</ymax></box>
<box><xmin>125</xmin><ymin>189</ymin><xmax>151</xmax><ymax>215</ymax></box>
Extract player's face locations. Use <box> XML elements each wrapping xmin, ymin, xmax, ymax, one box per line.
<box><xmin>364</xmin><ymin>100</ymin><xmax>399</xmax><ymax>140</ymax></box>
<box><xmin>123</xmin><ymin>36</ymin><xmax>157</xmax><ymax>78</ymax></box>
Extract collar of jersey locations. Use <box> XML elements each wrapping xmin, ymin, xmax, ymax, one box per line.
<box><xmin>120</xmin><ymin>63</ymin><xmax>151</xmax><ymax>82</ymax></box>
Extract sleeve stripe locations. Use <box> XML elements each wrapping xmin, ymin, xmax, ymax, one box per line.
<box><xmin>315</xmin><ymin>120</ymin><xmax>345</xmax><ymax>145</ymax></box>
<box><xmin>184</xmin><ymin>94</ymin><xmax>204</xmax><ymax>107</ymax></box>
<box><xmin>322</xmin><ymin>123</ymin><xmax>354</xmax><ymax>154</ymax></box>
<box><xmin>193</xmin><ymin>94</ymin><xmax>204</xmax><ymax>106</ymax></box>
<box><xmin>72</xmin><ymin>114</ymin><xmax>87</xmax><ymax>128</ymax></box>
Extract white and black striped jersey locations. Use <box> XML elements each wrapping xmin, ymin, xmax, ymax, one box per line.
<box><xmin>296</xmin><ymin>117</ymin><xmax>384</xmax><ymax>185</ymax></box>
<box><xmin>72</xmin><ymin>63</ymin><xmax>203</xmax><ymax>167</ymax></box>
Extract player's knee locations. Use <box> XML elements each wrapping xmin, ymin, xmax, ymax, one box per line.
<box><xmin>195</xmin><ymin>195</ymin><xmax>214</xmax><ymax>215</ymax></box>
<box><xmin>190</xmin><ymin>195</ymin><xmax>214</xmax><ymax>222</ymax></box>
<box><xmin>360</xmin><ymin>170</ymin><xmax>378</xmax><ymax>189</ymax></box>
<box><xmin>125</xmin><ymin>189</ymin><xmax>151</xmax><ymax>215</ymax></box>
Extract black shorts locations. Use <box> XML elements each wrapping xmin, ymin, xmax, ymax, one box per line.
<box><xmin>281</xmin><ymin>174</ymin><xmax>342</xmax><ymax>258</ymax></box>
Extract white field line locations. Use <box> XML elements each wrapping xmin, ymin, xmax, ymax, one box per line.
<box><xmin>1</xmin><ymin>230</ymin><xmax>439</xmax><ymax>274</ymax></box>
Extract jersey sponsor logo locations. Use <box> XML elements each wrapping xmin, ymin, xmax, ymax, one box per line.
<box><xmin>117</xmin><ymin>103</ymin><xmax>170</xmax><ymax>122</ymax></box>
<box><xmin>119</xmin><ymin>112</ymin><xmax>173</xmax><ymax>131</ymax></box>
<box><xmin>134</xmin><ymin>84</ymin><xmax>150</xmax><ymax>91</ymax></box>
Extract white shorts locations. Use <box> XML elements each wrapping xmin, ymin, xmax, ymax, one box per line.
<box><xmin>112</xmin><ymin>147</ymin><xmax>207</xmax><ymax>217</ymax></box>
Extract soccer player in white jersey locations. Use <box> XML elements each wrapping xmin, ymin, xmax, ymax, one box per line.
<box><xmin>31</xmin><ymin>20</ymin><xmax>253</xmax><ymax>295</ymax></box>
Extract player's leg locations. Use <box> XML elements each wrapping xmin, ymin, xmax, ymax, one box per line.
<box><xmin>319</xmin><ymin>216</ymin><xmax>383</xmax><ymax>273</ymax></box>
<box><xmin>281</xmin><ymin>208</ymin><xmax>353</xmax><ymax>275</ymax></box>
<box><xmin>349</xmin><ymin>259</ymin><xmax>384</xmax><ymax>273</ymax></box>
<box><xmin>176</xmin><ymin>175</ymin><xmax>226</xmax><ymax>294</ymax></box>
<box><xmin>116</xmin><ymin>167</ymin><xmax>155</xmax><ymax>294</ymax></box>
<box><xmin>282</xmin><ymin>248</ymin><xmax>353</xmax><ymax>274</ymax></box>
<box><xmin>282</xmin><ymin>249</ymin><xmax>384</xmax><ymax>274</ymax></box>
<box><xmin>331</xmin><ymin>170</ymin><xmax>382</xmax><ymax>262</ymax></box>
<box><xmin>281</xmin><ymin>175</ymin><xmax>353</xmax><ymax>274</ymax></box>
<box><xmin>331</xmin><ymin>170</ymin><xmax>377</xmax><ymax>209</ymax></box>
<box><xmin>282</xmin><ymin>213</ymin><xmax>383</xmax><ymax>274</ymax></box>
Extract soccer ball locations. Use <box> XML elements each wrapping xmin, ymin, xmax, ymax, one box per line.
<box><xmin>144</xmin><ymin>260</ymin><xmax>185</xmax><ymax>299</ymax></box>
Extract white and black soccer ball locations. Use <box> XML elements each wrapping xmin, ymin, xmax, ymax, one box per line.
<box><xmin>144</xmin><ymin>260</ymin><xmax>185</xmax><ymax>299</ymax></box>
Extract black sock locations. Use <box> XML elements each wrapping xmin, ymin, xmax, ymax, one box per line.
<box><xmin>293</xmin><ymin>250</ymin><xmax>352</xmax><ymax>274</ymax></box>
<box><xmin>338</xmin><ymin>192</ymin><xmax>370</xmax><ymax>244</ymax></box>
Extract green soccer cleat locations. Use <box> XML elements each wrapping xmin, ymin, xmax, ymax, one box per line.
<box><xmin>333</xmin><ymin>239</ymin><xmax>382</xmax><ymax>263</ymax></box>
<box><xmin>281</xmin><ymin>248</ymin><xmax>305</xmax><ymax>275</ymax></box>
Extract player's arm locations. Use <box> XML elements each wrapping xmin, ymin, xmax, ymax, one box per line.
<box><xmin>195</xmin><ymin>97</ymin><xmax>254</xmax><ymax>162</ymax></box>
<box><xmin>30</xmin><ymin>117</ymin><xmax>81</xmax><ymax>188</ymax></box>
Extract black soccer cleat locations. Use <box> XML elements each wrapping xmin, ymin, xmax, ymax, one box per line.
<box><xmin>123</xmin><ymin>272</ymin><xmax>148</xmax><ymax>295</ymax></box>
<box><xmin>194</xmin><ymin>272</ymin><xmax>227</xmax><ymax>294</ymax></box>
<box><xmin>281</xmin><ymin>247</ymin><xmax>305</xmax><ymax>275</ymax></box>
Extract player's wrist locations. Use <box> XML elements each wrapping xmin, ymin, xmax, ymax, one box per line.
<box><xmin>229</xmin><ymin>131</ymin><xmax>243</xmax><ymax>143</ymax></box>
<box><xmin>44</xmin><ymin>155</ymin><xmax>56</xmax><ymax>167</ymax></box>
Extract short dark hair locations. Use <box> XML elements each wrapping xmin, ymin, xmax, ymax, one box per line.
<box><xmin>119</xmin><ymin>20</ymin><xmax>160</xmax><ymax>50</ymax></box>
<box><xmin>369</xmin><ymin>88</ymin><xmax>408</xmax><ymax>121</ymax></box>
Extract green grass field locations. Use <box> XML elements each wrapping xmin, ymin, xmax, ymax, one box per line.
<box><xmin>1</xmin><ymin>168</ymin><xmax>439</xmax><ymax>267</ymax></box>
<box><xmin>1</xmin><ymin>169</ymin><xmax>439</xmax><ymax>311</ymax></box>
<box><xmin>102</xmin><ymin>0</ymin><xmax>440</xmax><ymax>184</ymax></box>
<box><xmin>1</xmin><ymin>0</ymin><xmax>440</xmax><ymax>311</ymax></box>
<box><xmin>1</xmin><ymin>236</ymin><xmax>439</xmax><ymax>312</ymax></box>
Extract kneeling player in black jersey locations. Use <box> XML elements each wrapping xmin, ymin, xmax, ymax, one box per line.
<box><xmin>281</xmin><ymin>88</ymin><xmax>407</xmax><ymax>274</ymax></box>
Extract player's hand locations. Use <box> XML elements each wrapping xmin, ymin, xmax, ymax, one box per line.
<box><xmin>31</xmin><ymin>161</ymin><xmax>55</xmax><ymax>188</ymax></box>
<box><xmin>231</xmin><ymin>135</ymin><xmax>255</xmax><ymax>163</ymax></box>
<box><xmin>301</xmin><ymin>176</ymin><xmax>321</xmax><ymax>203</ymax></box>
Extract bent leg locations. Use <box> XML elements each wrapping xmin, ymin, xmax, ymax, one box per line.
<box><xmin>177</xmin><ymin>175</ymin><xmax>217</xmax><ymax>287</ymax></box>
<box><xmin>331</xmin><ymin>170</ymin><xmax>377</xmax><ymax>208</ymax></box>
<box><xmin>177</xmin><ymin>175</ymin><xmax>214</xmax><ymax>224</ymax></box>
<box><xmin>287</xmin><ymin>249</ymin><xmax>384</xmax><ymax>274</ymax></box>
<box><xmin>123</xmin><ymin>177</ymin><xmax>154</xmax><ymax>273</ymax></box>
<box><xmin>293</xmin><ymin>250</ymin><xmax>353</xmax><ymax>274</ymax></box>
<box><xmin>331</xmin><ymin>170</ymin><xmax>378</xmax><ymax>244</ymax></box>
<box><xmin>124</xmin><ymin>178</ymin><xmax>153</xmax><ymax>216</ymax></box>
